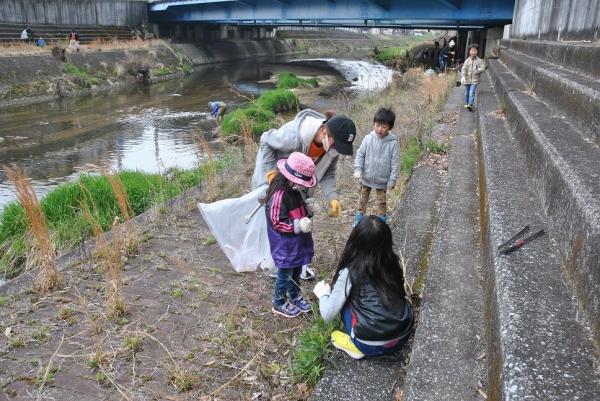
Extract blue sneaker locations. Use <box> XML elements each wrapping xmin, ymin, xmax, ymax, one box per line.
<box><xmin>291</xmin><ymin>296</ymin><xmax>312</xmax><ymax>314</ymax></box>
<box><xmin>272</xmin><ymin>302</ymin><xmax>301</xmax><ymax>318</ymax></box>
<box><xmin>377</xmin><ymin>214</ymin><xmax>389</xmax><ymax>224</ymax></box>
<box><xmin>353</xmin><ymin>211</ymin><xmax>364</xmax><ymax>228</ymax></box>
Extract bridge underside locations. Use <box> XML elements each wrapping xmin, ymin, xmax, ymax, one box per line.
<box><xmin>149</xmin><ymin>0</ymin><xmax>514</xmax><ymax>29</ymax></box>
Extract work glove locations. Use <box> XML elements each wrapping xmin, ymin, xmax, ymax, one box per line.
<box><xmin>460</xmin><ymin>76</ymin><xmax>466</xmax><ymax>85</ymax></box>
<box><xmin>293</xmin><ymin>219</ymin><xmax>302</xmax><ymax>235</ymax></box>
<box><xmin>305</xmin><ymin>198</ymin><xmax>321</xmax><ymax>214</ymax></box>
<box><xmin>328</xmin><ymin>199</ymin><xmax>341</xmax><ymax>218</ymax></box>
<box><xmin>353</xmin><ymin>171</ymin><xmax>361</xmax><ymax>179</ymax></box>
<box><xmin>299</xmin><ymin>217</ymin><xmax>312</xmax><ymax>233</ymax></box>
<box><xmin>266</xmin><ymin>170</ymin><xmax>277</xmax><ymax>184</ymax></box>
<box><xmin>313</xmin><ymin>280</ymin><xmax>331</xmax><ymax>299</ymax></box>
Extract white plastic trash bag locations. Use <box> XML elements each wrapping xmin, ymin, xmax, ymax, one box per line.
<box><xmin>198</xmin><ymin>185</ymin><xmax>275</xmax><ymax>273</ymax></box>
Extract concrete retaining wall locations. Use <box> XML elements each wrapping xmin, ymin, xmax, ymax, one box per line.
<box><xmin>0</xmin><ymin>0</ymin><xmax>147</xmax><ymax>27</ymax></box>
<box><xmin>511</xmin><ymin>0</ymin><xmax>600</xmax><ymax>41</ymax></box>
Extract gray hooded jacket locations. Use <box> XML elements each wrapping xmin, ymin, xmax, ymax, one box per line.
<box><xmin>354</xmin><ymin>131</ymin><xmax>399</xmax><ymax>190</ymax></box>
<box><xmin>251</xmin><ymin>109</ymin><xmax>339</xmax><ymax>202</ymax></box>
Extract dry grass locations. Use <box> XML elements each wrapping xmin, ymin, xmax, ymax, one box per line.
<box><xmin>0</xmin><ymin>38</ymin><xmax>168</xmax><ymax>57</ymax></box>
<box><xmin>3</xmin><ymin>164</ymin><xmax>61</xmax><ymax>292</ymax></box>
<box><xmin>105</xmin><ymin>169</ymin><xmax>139</xmax><ymax>256</ymax></box>
<box><xmin>79</xmin><ymin>184</ymin><xmax>126</xmax><ymax>319</ymax></box>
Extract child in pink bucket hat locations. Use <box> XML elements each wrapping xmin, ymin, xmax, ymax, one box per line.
<box><xmin>261</xmin><ymin>152</ymin><xmax>317</xmax><ymax>318</ymax></box>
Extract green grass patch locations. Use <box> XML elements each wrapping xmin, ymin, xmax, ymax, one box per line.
<box><xmin>181</xmin><ymin>62</ymin><xmax>193</xmax><ymax>75</ymax></box>
<box><xmin>220</xmin><ymin>89</ymin><xmax>299</xmax><ymax>140</ymax></box>
<box><xmin>401</xmin><ymin>138</ymin><xmax>447</xmax><ymax>176</ymax></box>
<box><xmin>277</xmin><ymin>72</ymin><xmax>319</xmax><ymax>89</ymax></box>
<box><xmin>64</xmin><ymin>63</ymin><xmax>101</xmax><ymax>88</ymax></box>
<box><xmin>153</xmin><ymin>65</ymin><xmax>176</xmax><ymax>78</ymax></box>
<box><xmin>291</xmin><ymin>311</ymin><xmax>340</xmax><ymax>386</ymax></box>
<box><xmin>374</xmin><ymin>46</ymin><xmax>409</xmax><ymax>63</ymax></box>
<box><xmin>255</xmin><ymin>88</ymin><xmax>299</xmax><ymax>113</ymax></box>
<box><xmin>0</xmin><ymin>159</ymin><xmax>230</xmax><ymax>279</ymax></box>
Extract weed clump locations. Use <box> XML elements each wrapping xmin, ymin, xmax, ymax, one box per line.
<box><xmin>277</xmin><ymin>72</ymin><xmax>319</xmax><ymax>89</ymax></box>
<box><xmin>3</xmin><ymin>165</ymin><xmax>61</xmax><ymax>292</ymax></box>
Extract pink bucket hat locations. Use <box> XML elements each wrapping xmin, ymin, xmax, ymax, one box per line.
<box><xmin>276</xmin><ymin>152</ymin><xmax>317</xmax><ymax>188</ymax></box>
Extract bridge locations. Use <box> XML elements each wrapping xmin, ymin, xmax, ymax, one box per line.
<box><xmin>148</xmin><ymin>0</ymin><xmax>515</xmax><ymax>29</ymax></box>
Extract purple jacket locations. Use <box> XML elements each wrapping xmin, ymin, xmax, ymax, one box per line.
<box><xmin>265</xmin><ymin>188</ymin><xmax>314</xmax><ymax>268</ymax></box>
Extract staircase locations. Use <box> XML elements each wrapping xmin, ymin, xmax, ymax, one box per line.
<box><xmin>0</xmin><ymin>22</ymin><xmax>133</xmax><ymax>44</ymax></box>
<box><xmin>315</xmin><ymin>39</ymin><xmax>600</xmax><ymax>401</ymax></box>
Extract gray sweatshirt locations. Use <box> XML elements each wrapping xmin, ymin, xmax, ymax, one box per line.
<box><xmin>354</xmin><ymin>131</ymin><xmax>399</xmax><ymax>190</ymax></box>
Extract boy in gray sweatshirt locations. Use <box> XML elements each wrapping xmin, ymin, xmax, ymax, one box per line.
<box><xmin>353</xmin><ymin>108</ymin><xmax>399</xmax><ymax>225</ymax></box>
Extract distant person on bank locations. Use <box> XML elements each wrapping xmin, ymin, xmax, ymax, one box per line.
<box><xmin>313</xmin><ymin>216</ymin><xmax>414</xmax><ymax>359</ymax></box>
<box><xmin>20</xmin><ymin>27</ymin><xmax>32</xmax><ymax>43</ymax></box>
<box><xmin>208</xmin><ymin>101</ymin><xmax>227</xmax><ymax>122</ymax></box>
<box><xmin>252</xmin><ymin>109</ymin><xmax>357</xmax><ymax>280</ymax></box>
<box><xmin>68</xmin><ymin>30</ymin><xmax>80</xmax><ymax>52</ymax></box>
<box><xmin>461</xmin><ymin>44</ymin><xmax>486</xmax><ymax>111</ymax></box>
<box><xmin>439</xmin><ymin>39</ymin><xmax>456</xmax><ymax>72</ymax></box>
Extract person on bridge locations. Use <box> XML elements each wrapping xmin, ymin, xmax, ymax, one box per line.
<box><xmin>208</xmin><ymin>101</ymin><xmax>227</xmax><ymax>122</ymax></box>
<box><xmin>461</xmin><ymin>44</ymin><xmax>486</xmax><ymax>111</ymax></box>
<box><xmin>313</xmin><ymin>215</ymin><xmax>414</xmax><ymax>359</ymax></box>
<box><xmin>251</xmin><ymin>109</ymin><xmax>357</xmax><ymax>280</ymax></box>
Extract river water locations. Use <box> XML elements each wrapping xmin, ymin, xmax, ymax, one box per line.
<box><xmin>0</xmin><ymin>55</ymin><xmax>393</xmax><ymax>210</ymax></box>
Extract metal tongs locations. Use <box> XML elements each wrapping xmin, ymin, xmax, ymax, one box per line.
<box><xmin>497</xmin><ymin>225</ymin><xmax>545</xmax><ymax>255</ymax></box>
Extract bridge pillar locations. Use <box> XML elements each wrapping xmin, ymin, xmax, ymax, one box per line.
<box><xmin>219</xmin><ymin>24</ymin><xmax>228</xmax><ymax>40</ymax></box>
<box><xmin>485</xmin><ymin>27</ymin><xmax>504</xmax><ymax>56</ymax></box>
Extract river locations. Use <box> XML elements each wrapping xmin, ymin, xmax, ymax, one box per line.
<box><xmin>0</xmin><ymin>55</ymin><xmax>393</xmax><ymax>211</ymax></box>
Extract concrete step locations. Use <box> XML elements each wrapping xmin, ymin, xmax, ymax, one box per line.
<box><xmin>403</xmin><ymin>107</ymin><xmax>484</xmax><ymax>401</ymax></box>
<box><xmin>313</xmin><ymin>163</ymin><xmax>445</xmax><ymax>401</ymax></box>
<box><xmin>487</xmin><ymin>59</ymin><xmax>600</xmax><ymax>342</ymax></box>
<box><xmin>499</xmin><ymin>47</ymin><xmax>600</xmax><ymax>145</ymax></box>
<box><xmin>476</xmin><ymin>73</ymin><xmax>600</xmax><ymax>400</ymax></box>
<box><xmin>501</xmin><ymin>38</ymin><xmax>600</xmax><ymax>80</ymax></box>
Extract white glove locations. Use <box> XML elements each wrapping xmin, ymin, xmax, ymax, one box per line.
<box><xmin>305</xmin><ymin>198</ymin><xmax>321</xmax><ymax>214</ymax></box>
<box><xmin>353</xmin><ymin>171</ymin><xmax>361</xmax><ymax>179</ymax></box>
<box><xmin>460</xmin><ymin>76</ymin><xmax>466</xmax><ymax>85</ymax></box>
<box><xmin>293</xmin><ymin>219</ymin><xmax>301</xmax><ymax>235</ymax></box>
<box><xmin>299</xmin><ymin>217</ymin><xmax>312</xmax><ymax>233</ymax></box>
<box><xmin>313</xmin><ymin>281</ymin><xmax>331</xmax><ymax>298</ymax></box>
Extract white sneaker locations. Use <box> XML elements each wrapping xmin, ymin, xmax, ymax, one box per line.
<box><xmin>267</xmin><ymin>266</ymin><xmax>277</xmax><ymax>278</ymax></box>
<box><xmin>300</xmin><ymin>265</ymin><xmax>316</xmax><ymax>280</ymax></box>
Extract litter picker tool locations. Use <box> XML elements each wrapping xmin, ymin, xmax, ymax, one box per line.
<box><xmin>244</xmin><ymin>203</ymin><xmax>263</xmax><ymax>224</ymax></box>
<box><xmin>498</xmin><ymin>226</ymin><xmax>545</xmax><ymax>255</ymax></box>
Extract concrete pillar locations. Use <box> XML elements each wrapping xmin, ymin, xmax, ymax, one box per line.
<box><xmin>259</xmin><ymin>27</ymin><xmax>267</xmax><ymax>39</ymax></box>
<box><xmin>231</xmin><ymin>26</ymin><xmax>241</xmax><ymax>40</ymax></box>
<box><xmin>485</xmin><ymin>27</ymin><xmax>504</xmax><ymax>56</ymax></box>
<box><xmin>219</xmin><ymin>24</ymin><xmax>228</xmax><ymax>40</ymax></box>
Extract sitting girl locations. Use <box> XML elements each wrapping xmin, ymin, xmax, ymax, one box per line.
<box><xmin>313</xmin><ymin>215</ymin><xmax>414</xmax><ymax>358</ymax></box>
<box><xmin>263</xmin><ymin>152</ymin><xmax>317</xmax><ymax>318</ymax></box>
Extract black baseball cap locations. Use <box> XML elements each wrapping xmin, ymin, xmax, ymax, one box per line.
<box><xmin>325</xmin><ymin>115</ymin><xmax>356</xmax><ymax>155</ymax></box>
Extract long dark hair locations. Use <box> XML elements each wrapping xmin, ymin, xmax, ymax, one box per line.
<box><xmin>260</xmin><ymin>171</ymin><xmax>290</xmax><ymax>205</ymax></box>
<box><xmin>332</xmin><ymin>215</ymin><xmax>406</xmax><ymax>308</ymax></box>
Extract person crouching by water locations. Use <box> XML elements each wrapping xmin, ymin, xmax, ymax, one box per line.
<box><xmin>313</xmin><ymin>216</ymin><xmax>414</xmax><ymax>358</ymax></box>
<box><xmin>208</xmin><ymin>101</ymin><xmax>227</xmax><ymax>122</ymax></box>
<box><xmin>263</xmin><ymin>152</ymin><xmax>317</xmax><ymax>318</ymax></box>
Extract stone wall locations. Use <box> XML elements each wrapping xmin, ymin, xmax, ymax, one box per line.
<box><xmin>0</xmin><ymin>0</ymin><xmax>147</xmax><ymax>27</ymax></box>
<box><xmin>511</xmin><ymin>0</ymin><xmax>600</xmax><ymax>41</ymax></box>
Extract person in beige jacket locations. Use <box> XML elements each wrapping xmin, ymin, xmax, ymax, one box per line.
<box><xmin>461</xmin><ymin>44</ymin><xmax>486</xmax><ymax>111</ymax></box>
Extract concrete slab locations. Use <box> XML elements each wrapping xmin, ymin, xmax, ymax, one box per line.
<box><xmin>500</xmin><ymin>47</ymin><xmax>600</xmax><ymax>145</ymax></box>
<box><xmin>477</xmin><ymin>75</ymin><xmax>600</xmax><ymax>400</ymax></box>
<box><xmin>488</xmin><ymin>59</ymin><xmax>600</xmax><ymax>342</ymax></box>
<box><xmin>392</xmin><ymin>165</ymin><xmax>444</xmax><ymax>288</ymax></box>
<box><xmin>501</xmin><ymin>39</ymin><xmax>600</xmax><ymax>80</ymax></box>
<box><xmin>403</xmin><ymin>109</ymin><xmax>484</xmax><ymax>401</ymax></box>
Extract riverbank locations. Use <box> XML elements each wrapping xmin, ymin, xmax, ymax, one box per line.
<box><xmin>0</xmin><ymin>39</ymin><xmax>297</xmax><ymax>109</ymax></box>
<box><xmin>0</xmin><ymin>68</ymin><xmax>454</xmax><ymax>400</ymax></box>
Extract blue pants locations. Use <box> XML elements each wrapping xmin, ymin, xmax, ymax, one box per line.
<box><xmin>464</xmin><ymin>83</ymin><xmax>477</xmax><ymax>106</ymax></box>
<box><xmin>273</xmin><ymin>266</ymin><xmax>301</xmax><ymax>306</ymax></box>
<box><xmin>438</xmin><ymin>56</ymin><xmax>446</xmax><ymax>71</ymax></box>
<box><xmin>340</xmin><ymin>303</ymin><xmax>405</xmax><ymax>357</ymax></box>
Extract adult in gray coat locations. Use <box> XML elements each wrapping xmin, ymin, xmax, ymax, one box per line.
<box><xmin>251</xmin><ymin>109</ymin><xmax>357</xmax><ymax>279</ymax></box>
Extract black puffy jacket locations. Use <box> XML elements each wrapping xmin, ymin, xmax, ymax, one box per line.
<box><xmin>350</xmin><ymin>281</ymin><xmax>414</xmax><ymax>342</ymax></box>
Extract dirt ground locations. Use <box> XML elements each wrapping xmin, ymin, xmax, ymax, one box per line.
<box><xmin>0</xmin><ymin>155</ymin><xmax>361</xmax><ymax>401</ymax></box>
